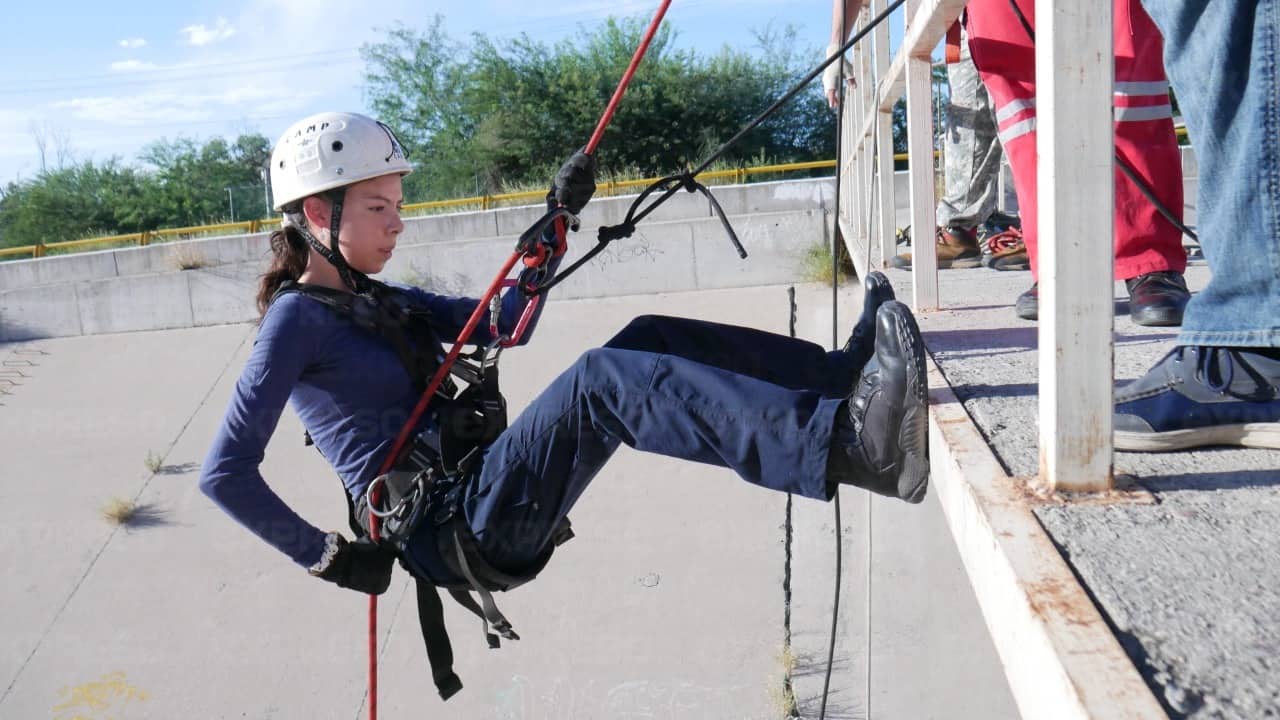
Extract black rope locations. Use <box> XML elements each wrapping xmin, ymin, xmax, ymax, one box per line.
<box><xmin>524</xmin><ymin>0</ymin><xmax>905</xmax><ymax>298</ymax></box>
<box><xmin>819</xmin><ymin>5</ymin><xmax>852</xmax><ymax>717</ymax></box>
<box><xmin>692</xmin><ymin>0</ymin><xmax>907</xmax><ymax>179</ymax></box>
<box><xmin>529</xmin><ymin>172</ymin><xmax>744</xmax><ymax>295</ymax></box>
<box><xmin>1004</xmin><ymin>0</ymin><xmax>1199</xmax><ymax>243</ymax></box>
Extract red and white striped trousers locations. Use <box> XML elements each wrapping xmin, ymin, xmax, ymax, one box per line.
<box><xmin>964</xmin><ymin>0</ymin><xmax>1187</xmax><ymax>280</ymax></box>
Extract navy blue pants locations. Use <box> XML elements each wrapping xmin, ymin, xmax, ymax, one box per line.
<box><xmin>445</xmin><ymin>314</ymin><xmax>855</xmax><ymax>575</ymax></box>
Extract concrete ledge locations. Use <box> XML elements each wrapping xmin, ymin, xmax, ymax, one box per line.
<box><xmin>77</xmin><ymin>273</ymin><xmax>195</xmax><ymax>335</ymax></box>
<box><xmin>398</xmin><ymin>209</ymin><xmax>500</xmax><ymax>246</ymax></box>
<box><xmin>188</xmin><ymin>264</ymin><xmax>262</xmax><ymax>327</ymax></box>
<box><xmin>2</xmin><ymin>209</ymin><xmax>828</xmax><ymax>340</ymax></box>
<box><xmin>0</xmin><ymin>179</ymin><xmax>836</xmax><ymax>294</ymax></box>
<box><xmin>113</xmin><ymin>234</ymin><xmax>273</xmax><ymax>277</ymax></box>
<box><xmin>0</xmin><ymin>284</ymin><xmax>83</xmax><ymax>342</ymax></box>
<box><xmin>714</xmin><ymin>177</ymin><xmax>837</xmax><ymax>216</ymax></box>
<box><xmin>0</xmin><ymin>249</ymin><xmax>118</xmax><ymax>290</ymax></box>
<box><xmin>691</xmin><ymin>209</ymin><xmax>825</xmax><ymax>290</ymax></box>
<box><xmin>924</xmin><ymin>353</ymin><xmax>1167</xmax><ymax>719</ymax></box>
<box><xmin>384</xmin><ymin>209</ymin><xmax>821</xmax><ymax>301</ymax></box>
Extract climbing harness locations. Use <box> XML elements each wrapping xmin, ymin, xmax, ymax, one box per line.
<box><xmin>351</xmin><ymin>3</ymin><xmax>678</xmax><ymax>716</ymax></box>
<box><xmin>274</xmin><ymin>274</ymin><xmax>571</xmax><ymax>698</ymax></box>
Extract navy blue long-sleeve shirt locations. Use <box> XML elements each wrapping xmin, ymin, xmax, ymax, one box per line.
<box><xmin>199</xmin><ymin>281</ymin><xmax>545</xmax><ymax>568</ymax></box>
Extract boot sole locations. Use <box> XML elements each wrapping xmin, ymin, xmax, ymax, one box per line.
<box><xmin>1115</xmin><ymin>422</ymin><xmax>1280</xmax><ymax>451</ymax></box>
<box><xmin>992</xmin><ymin>260</ymin><xmax>1030</xmax><ymax>271</ymax></box>
<box><xmin>882</xmin><ymin>302</ymin><xmax>931</xmax><ymax>503</ymax></box>
<box><xmin>891</xmin><ymin>256</ymin><xmax>983</xmax><ymax>270</ymax></box>
<box><xmin>1130</xmin><ymin>307</ymin><xmax>1186</xmax><ymax>327</ymax></box>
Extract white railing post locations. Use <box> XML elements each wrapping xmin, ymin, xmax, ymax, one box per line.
<box><xmin>851</xmin><ymin>10</ymin><xmax>869</xmax><ymax>252</ymax></box>
<box><xmin>859</xmin><ymin>9</ymin><xmax>876</xmax><ymax>254</ymax></box>
<box><xmin>1036</xmin><ymin>0</ymin><xmax>1115</xmax><ymax>491</ymax></box>
<box><xmin>874</xmin><ymin>0</ymin><xmax>896</xmax><ymax>269</ymax></box>
<box><xmin>840</xmin><ymin>77</ymin><xmax>857</xmax><ymax>266</ymax></box>
<box><xmin>905</xmin><ymin>0</ymin><xmax>939</xmax><ymax>311</ymax></box>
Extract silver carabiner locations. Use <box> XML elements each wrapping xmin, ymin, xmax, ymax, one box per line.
<box><xmin>365</xmin><ymin>473</ymin><xmax>418</xmax><ymax>520</ymax></box>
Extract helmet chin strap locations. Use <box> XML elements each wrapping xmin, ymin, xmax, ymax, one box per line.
<box><xmin>296</xmin><ymin>189</ymin><xmax>371</xmax><ymax>294</ymax></box>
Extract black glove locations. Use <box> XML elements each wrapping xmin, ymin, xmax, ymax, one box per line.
<box><xmin>315</xmin><ymin>535</ymin><xmax>396</xmax><ymax>595</ymax></box>
<box><xmin>551</xmin><ymin>150</ymin><xmax>597</xmax><ymax>215</ymax></box>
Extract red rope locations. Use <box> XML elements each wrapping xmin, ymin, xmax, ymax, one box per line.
<box><xmin>364</xmin><ymin>4</ymin><xmax>675</xmax><ymax>716</ymax></box>
<box><xmin>585</xmin><ymin>0</ymin><xmax>673</xmax><ymax>154</ymax></box>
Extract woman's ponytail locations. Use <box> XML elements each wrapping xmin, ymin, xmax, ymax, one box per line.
<box><xmin>257</xmin><ymin>222</ymin><xmax>309</xmax><ymax>316</ymax></box>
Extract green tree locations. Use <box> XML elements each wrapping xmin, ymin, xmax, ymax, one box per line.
<box><xmin>0</xmin><ymin>132</ymin><xmax>272</xmax><ymax>251</ymax></box>
<box><xmin>362</xmin><ymin>15</ymin><xmax>836</xmax><ymax>200</ymax></box>
<box><xmin>0</xmin><ymin>160</ymin><xmax>146</xmax><ymax>248</ymax></box>
<box><xmin>139</xmin><ymin>133</ymin><xmax>271</xmax><ymax>225</ymax></box>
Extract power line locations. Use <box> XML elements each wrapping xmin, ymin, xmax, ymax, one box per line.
<box><xmin>0</xmin><ymin>46</ymin><xmax>365</xmax><ymax>92</ymax></box>
<box><xmin>0</xmin><ymin>54</ymin><xmax>363</xmax><ymax>98</ymax></box>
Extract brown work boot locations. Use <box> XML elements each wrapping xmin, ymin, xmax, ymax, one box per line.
<box><xmin>891</xmin><ymin>225</ymin><xmax>981</xmax><ymax>269</ymax></box>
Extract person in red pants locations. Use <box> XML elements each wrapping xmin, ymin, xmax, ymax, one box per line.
<box><xmin>963</xmin><ymin>0</ymin><xmax>1191</xmax><ymax>325</ymax></box>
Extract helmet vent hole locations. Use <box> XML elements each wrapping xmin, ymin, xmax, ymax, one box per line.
<box><xmin>331</xmin><ymin>141</ymin><xmax>344</xmax><ymax>152</ymax></box>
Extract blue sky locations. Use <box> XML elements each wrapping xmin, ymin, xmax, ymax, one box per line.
<box><xmin>0</xmin><ymin>1</ymin><xmax>902</xmax><ymax>187</ymax></box>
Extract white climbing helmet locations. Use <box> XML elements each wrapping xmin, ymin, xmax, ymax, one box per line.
<box><xmin>269</xmin><ymin>111</ymin><xmax>412</xmax><ymax>211</ymax></box>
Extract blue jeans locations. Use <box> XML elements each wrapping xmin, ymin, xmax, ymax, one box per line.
<box><xmin>1141</xmin><ymin>0</ymin><xmax>1280</xmax><ymax>347</ymax></box>
<box><xmin>444</xmin><ymin>314</ymin><xmax>854</xmax><ymax>575</ymax></box>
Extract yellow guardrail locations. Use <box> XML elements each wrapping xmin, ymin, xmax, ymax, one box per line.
<box><xmin>1</xmin><ymin>159</ymin><xmax>846</xmax><ymax>261</ymax></box>
<box><xmin>0</xmin><ymin>131</ymin><xmax>1191</xmax><ymax>262</ymax></box>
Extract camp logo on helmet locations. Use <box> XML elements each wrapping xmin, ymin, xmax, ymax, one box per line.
<box><xmin>376</xmin><ymin>121</ymin><xmax>406</xmax><ymax>163</ymax></box>
<box><xmin>290</xmin><ymin>120</ymin><xmax>343</xmax><ymax>139</ymax></box>
<box><xmin>269</xmin><ymin>112</ymin><xmax>413</xmax><ymax>213</ymax></box>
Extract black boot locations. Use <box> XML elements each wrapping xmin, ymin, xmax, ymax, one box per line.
<box><xmin>827</xmin><ymin>301</ymin><xmax>930</xmax><ymax>503</ymax></box>
<box><xmin>1126</xmin><ymin>271</ymin><xmax>1189</xmax><ymax>327</ymax></box>
<box><xmin>842</xmin><ymin>271</ymin><xmax>896</xmax><ymax>374</ymax></box>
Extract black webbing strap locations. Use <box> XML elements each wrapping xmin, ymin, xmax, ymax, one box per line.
<box><xmin>446</xmin><ymin>588</ymin><xmax>503</xmax><ymax>649</ymax></box>
<box><xmin>445</xmin><ymin>519</ymin><xmax>522</xmax><ymax>645</ymax></box>
<box><xmin>274</xmin><ymin>280</ymin><xmax>447</xmax><ymax>393</ymax></box>
<box><xmin>414</xmin><ymin>579</ymin><xmax>464</xmax><ymax>700</ymax></box>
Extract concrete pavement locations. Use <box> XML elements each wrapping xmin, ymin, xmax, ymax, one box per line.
<box><xmin>0</xmin><ymin>283</ymin><xmax>1015</xmax><ymax>719</ymax></box>
<box><xmin>891</xmin><ymin>261</ymin><xmax>1279</xmax><ymax>719</ymax></box>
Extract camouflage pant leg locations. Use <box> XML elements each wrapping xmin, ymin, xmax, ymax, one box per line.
<box><xmin>936</xmin><ymin>39</ymin><xmax>1006</xmax><ymax>229</ymax></box>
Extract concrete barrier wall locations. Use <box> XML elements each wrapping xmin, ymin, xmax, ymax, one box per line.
<box><xmin>0</xmin><ymin>177</ymin><xmax>837</xmax><ymax>296</ymax></box>
<box><xmin>0</xmin><ymin>207</ymin><xmax>829</xmax><ymax>342</ymax></box>
<box><xmin>0</xmin><ymin>151</ymin><xmax>1201</xmax><ymax>342</ymax></box>
<box><xmin>0</xmin><ymin>147</ymin><xmax>1200</xmax><ymax>294</ymax></box>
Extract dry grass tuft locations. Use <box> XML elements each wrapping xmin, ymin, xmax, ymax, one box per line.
<box><xmin>144</xmin><ymin>450</ymin><xmax>163</xmax><ymax>474</ymax></box>
<box><xmin>100</xmin><ymin>498</ymin><xmax>169</xmax><ymax>529</ymax></box>
<box><xmin>169</xmin><ymin>244</ymin><xmax>210</xmax><ymax>271</ymax></box>
<box><xmin>102</xmin><ymin>497</ymin><xmax>140</xmax><ymax>526</ymax></box>
<box><xmin>765</xmin><ymin>646</ymin><xmax>800</xmax><ymax>719</ymax></box>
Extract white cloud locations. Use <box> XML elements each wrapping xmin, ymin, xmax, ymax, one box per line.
<box><xmin>109</xmin><ymin>60</ymin><xmax>159</xmax><ymax>72</ymax></box>
<box><xmin>53</xmin><ymin>85</ymin><xmax>315</xmax><ymax>127</ymax></box>
<box><xmin>118</xmin><ymin>37</ymin><xmax>148</xmax><ymax>49</ymax></box>
<box><xmin>180</xmin><ymin>17</ymin><xmax>237</xmax><ymax>47</ymax></box>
